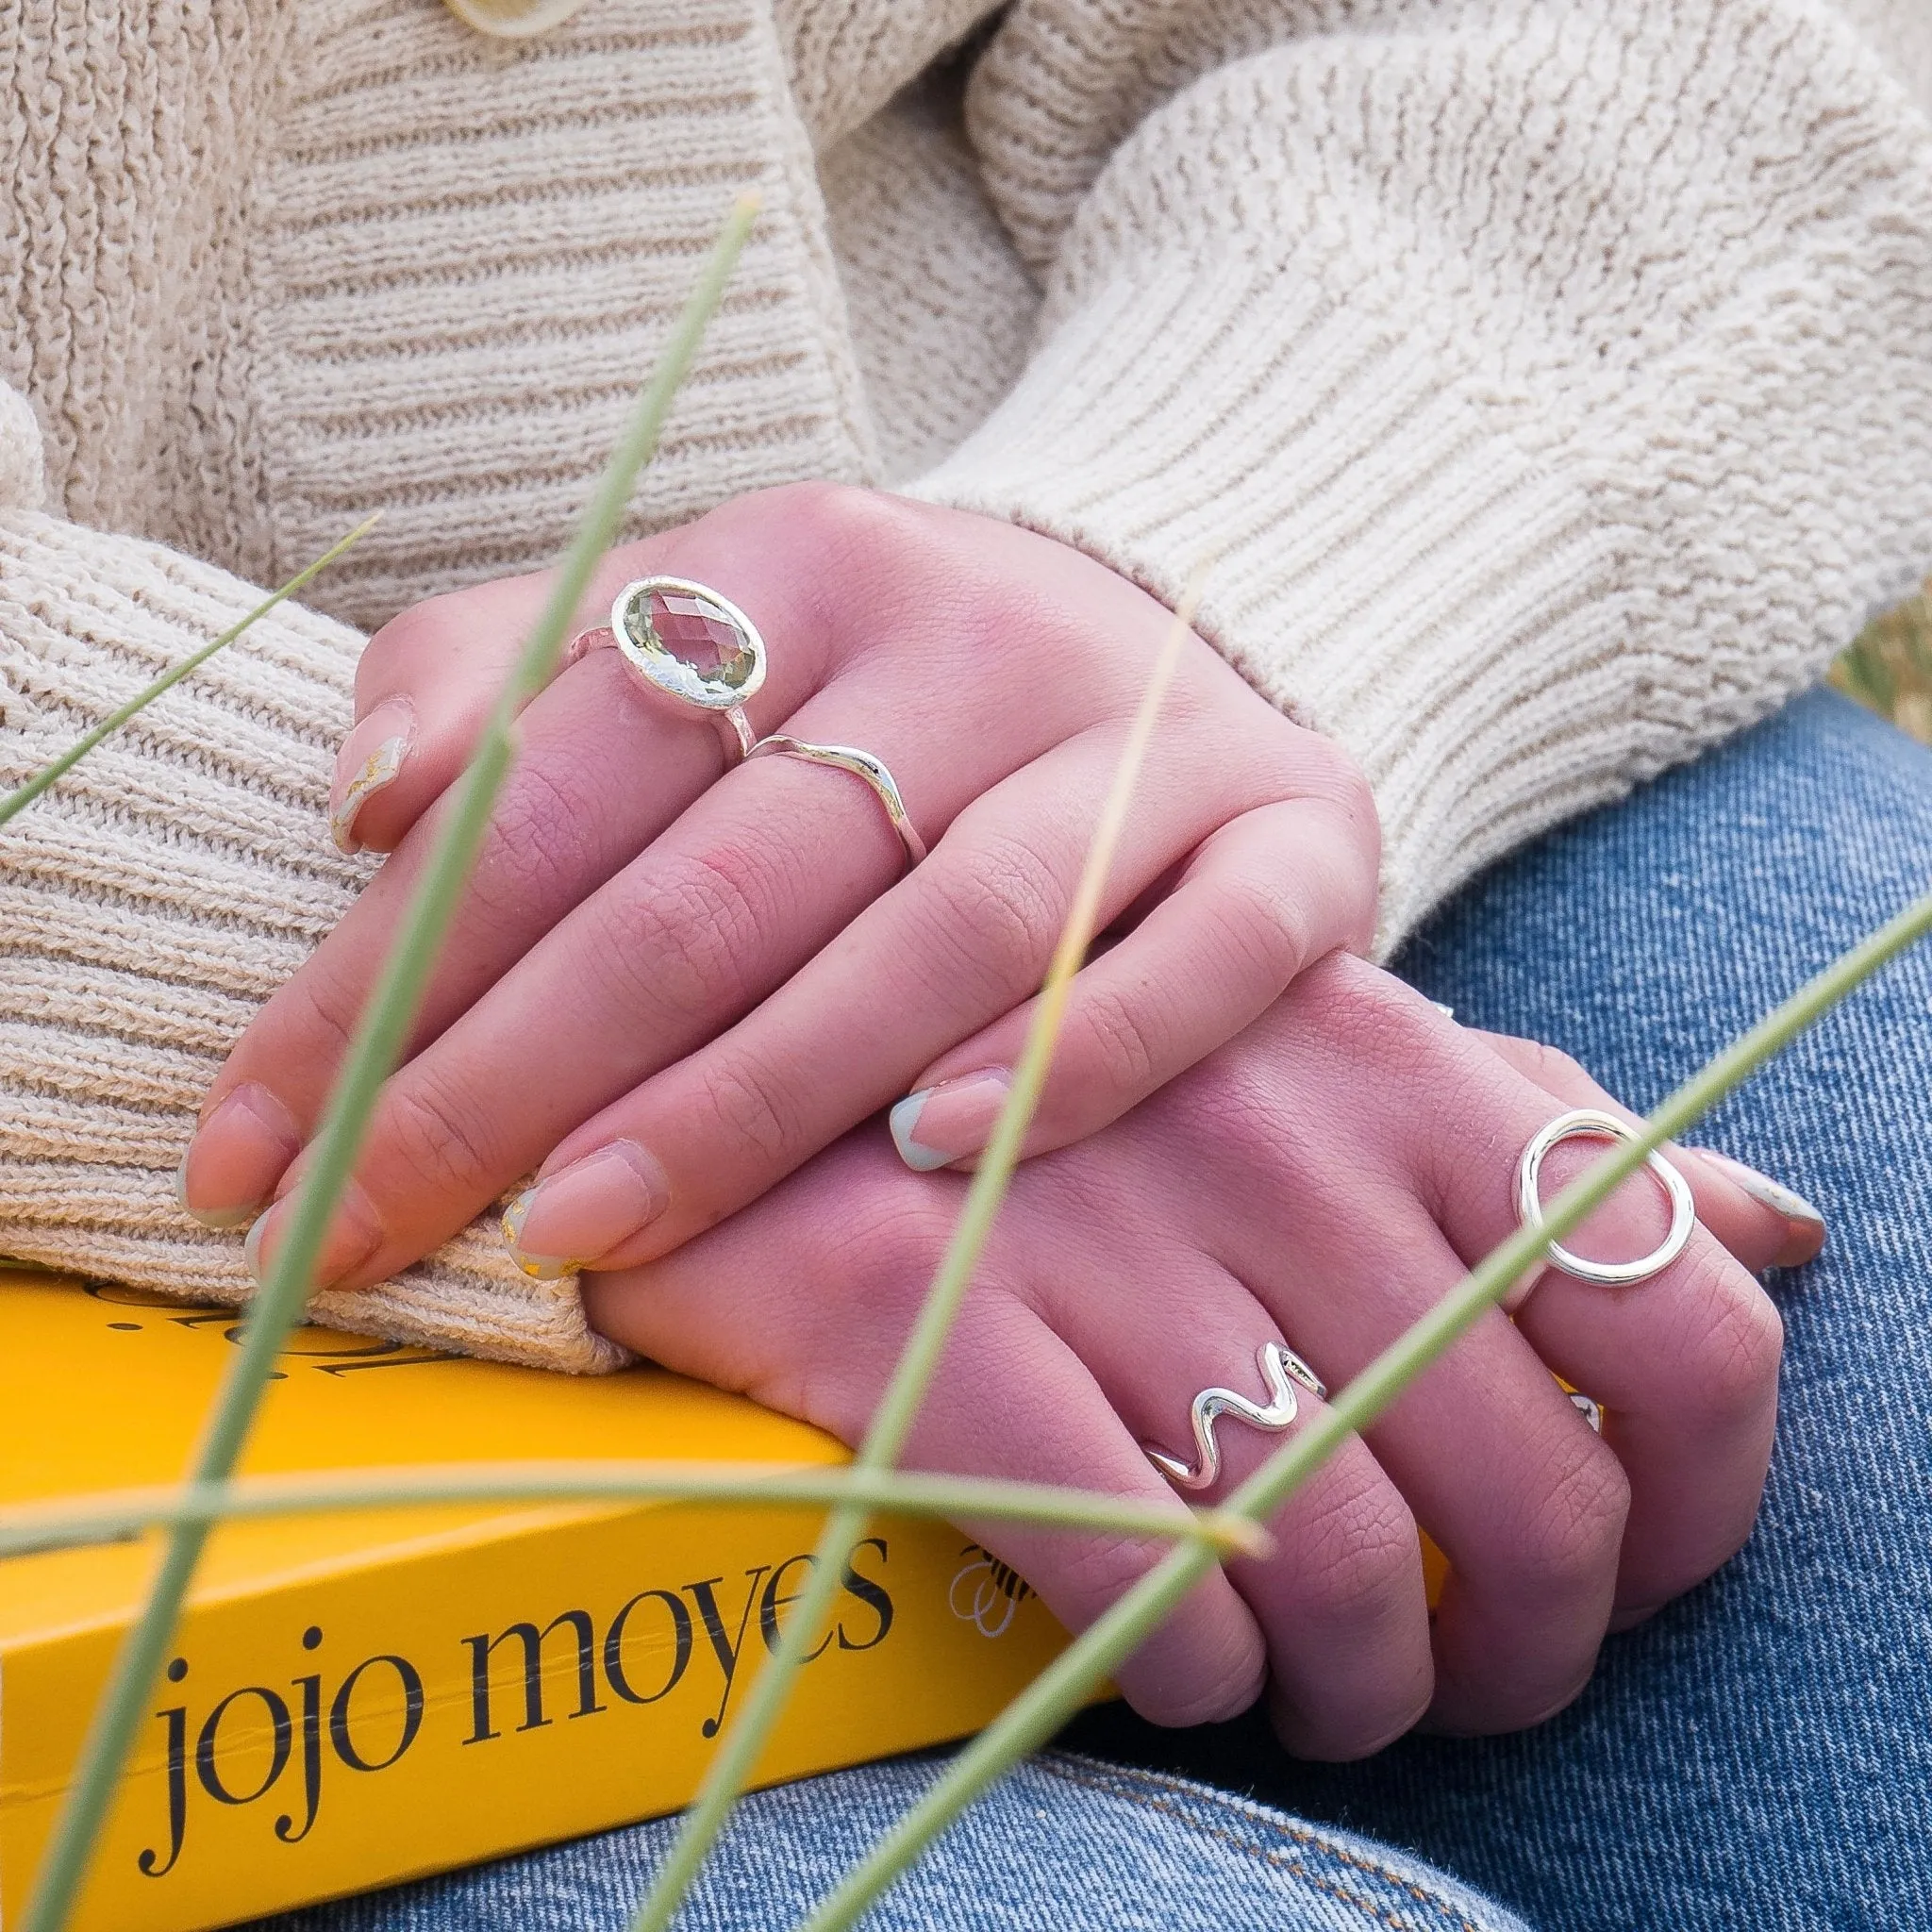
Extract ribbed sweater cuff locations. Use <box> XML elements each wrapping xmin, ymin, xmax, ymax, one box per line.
<box><xmin>911</xmin><ymin>261</ymin><xmax>1663</xmax><ymax>954</ymax></box>
<box><xmin>0</xmin><ymin>513</ymin><xmax>625</xmax><ymax>1371</ymax></box>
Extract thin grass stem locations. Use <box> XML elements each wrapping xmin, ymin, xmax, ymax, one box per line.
<box><xmin>0</xmin><ymin>519</ymin><xmax>379</xmax><ymax>830</ymax></box>
<box><xmin>18</xmin><ymin>196</ymin><xmax>758</xmax><ymax>1932</ymax></box>
<box><xmin>797</xmin><ymin>879</ymin><xmax>1932</xmax><ymax>1932</ymax></box>
<box><xmin>0</xmin><ymin>1463</ymin><xmax>1264</xmax><ymax>1562</ymax></box>
<box><xmin>624</xmin><ymin>578</ymin><xmax>1208</xmax><ymax>1932</ymax></box>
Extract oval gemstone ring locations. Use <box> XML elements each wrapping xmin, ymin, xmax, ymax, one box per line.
<box><xmin>567</xmin><ymin>575</ymin><xmax>767</xmax><ymax>760</ymax></box>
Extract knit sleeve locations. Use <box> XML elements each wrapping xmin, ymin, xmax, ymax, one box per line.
<box><xmin>0</xmin><ymin>509</ymin><xmax>626</xmax><ymax>1371</ymax></box>
<box><xmin>912</xmin><ymin>0</ymin><xmax>1932</xmax><ymax>950</ymax></box>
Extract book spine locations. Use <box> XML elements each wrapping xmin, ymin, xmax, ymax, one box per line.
<box><xmin>2</xmin><ymin>1506</ymin><xmax>1070</xmax><ymax>1931</ymax></box>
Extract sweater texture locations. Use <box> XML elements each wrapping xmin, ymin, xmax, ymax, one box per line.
<box><xmin>1</xmin><ymin>0</ymin><xmax>1928</xmax><ymax>1367</ymax></box>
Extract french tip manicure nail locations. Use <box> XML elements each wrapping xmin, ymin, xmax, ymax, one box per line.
<box><xmin>889</xmin><ymin>1092</ymin><xmax>956</xmax><ymax>1172</ymax></box>
<box><xmin>1701</xmin><ymin>1151</ymin><xmax>1825</xmax><ymax>1258</ymax></box>
<box><xmin>888</xmin><ymin>1070</ymin><xmax>1013</xmax><ymax>1173</ymax></box>
<box><xmin>174</xmin><ymin>1146</ymin><xmax>261</xmax><ymax>1232</ymax></box>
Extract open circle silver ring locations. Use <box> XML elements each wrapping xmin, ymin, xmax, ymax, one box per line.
<box><xmin>1516</xmin><ymin>1107</ymin><xmax>1696</xmax><ymax>1287</ymax></box>
<box><xmin>1145</xmin><ymin>1341</ymin><xmax>1327</xmax><ymax>1491</ymax></box>
<box><xmin>567</xmin><ymin>575</ymin><xmax>766</xmax><ymax>762</ymax></box>
<box><xmin>746</xmin><ymin>735</ymin><xmax>926</xmax><ymax>869</ymax></box>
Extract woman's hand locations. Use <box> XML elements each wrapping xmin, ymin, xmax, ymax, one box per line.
<box><xmin>582</xmin><ymin>957</ymin><xmax>1806</xmax><ymax>1756</ymax></box>
<box><xmin>181</xmin><ymin>485</ymin><xmax>1378</xmax><ymax>1290</ymax></box>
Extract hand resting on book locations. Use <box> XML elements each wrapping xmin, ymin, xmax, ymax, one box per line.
<box><xmin>582</xmin><ymin>955</ymin><xmax>1799</xmax><ymax>1757</ymax></box>
<box><xmin>182</xmin><ymin>484</ymin><xmax>1378</xmax><ymax>1292</ymax></box>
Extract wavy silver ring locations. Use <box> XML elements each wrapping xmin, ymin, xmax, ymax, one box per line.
<box><xmin>566</xmin><ymin>575</ymin><xmax>766</xmax><ymax>763</ymax></box>
<box><xmin>1145</xmin><ymin>1342</ymin><xmax>1327</xmax><ymax>1492</ymax></box>
<box><xmin>1517</xmin><ymin>1107</ymin><xmax>1696</xmax><ymax>1287</ymax></box>
<box><xmin>746</xmin><ymin>735</ymin><xmax>927</xmax><ymax>868</ymax></box>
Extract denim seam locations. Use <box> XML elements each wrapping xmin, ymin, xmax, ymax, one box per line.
<box><xmin>1039</xmin><ymin>1756</ymin><xmax>1485</xmax><ymax>1932</ymax></box>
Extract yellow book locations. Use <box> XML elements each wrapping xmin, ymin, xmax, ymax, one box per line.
<box><xmin>0</xmin><ymin>1269</ymin><xmax>1074</xmax><ymax>1931</ymax></box>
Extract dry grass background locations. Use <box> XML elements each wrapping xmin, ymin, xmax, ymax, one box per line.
<box><xmin>1834</xmin><ymin>587</ymin><xmax>1932</xmax><ymax>742</ymax></box>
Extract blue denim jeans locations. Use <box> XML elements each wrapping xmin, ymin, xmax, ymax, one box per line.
<box><xmin>261</xmin><ymin>688</ymin><xmax>1931</xmax><ymax>1931</ymax></box>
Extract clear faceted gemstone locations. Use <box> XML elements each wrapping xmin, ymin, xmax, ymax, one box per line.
<box><xmin>646</xmin><ymin>589</ymin><xmax>752</xmax><ymax>683</ymax></box>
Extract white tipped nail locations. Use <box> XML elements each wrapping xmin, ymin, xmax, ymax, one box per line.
<box><xmin>1700</xmin><ymin>1150</ymin><xmax>1824</xmax><ymax>1229</ymax></box>
<box><xmin>889</xmin><ymin>1092</ymin><xmax>954</xmax><ymax>1172</ymax></box>
<box><xmin>888</xmin><ymin>1071</ymin><xmax>1012</xmax><ymax>1173</ymax></box>
<box><xmin>174</xmin><ymin>1149</ymin><xmax>256</xmax><ymax>1231</ymax></box>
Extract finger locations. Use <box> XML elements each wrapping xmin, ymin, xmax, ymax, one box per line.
<box><xmin>244</xmin><ymin>646</ymin><xmax>1081</xmax><ymax>1292</ymax></box>
<box><xmin>1473</xmin><ymin>1032</ymin><xmax>1824</xmax><ymax>1270</ymax></box>
<box><xmin>1241</xmin><ymin>1207</ymin><xmax>1624</xmax><ymax>1737</ymax></box>
<box><xmin>886</xmin><ymin>791</ymin><xmax>1377</xmax><ymax>1173</ymax></box>
<box><xmin>1034</xmin><ymin>1241</ymin><xmax>1433</xmax><ymax>1761</ymax></box>
<box><xmin>331</xmin><ymin>565</ymin><xmax>572</xmax><ymax>856</ymax></box>
<box><xmin>184</xmin><ymin>507</ymin><xmax>874</xmax><ymax>1229</ymax></box>
<box><xmin>1426</xmin><ymin>1050</ymin><xmax>1783</xmax><ymax>1631</ymax></box>
<box><xmin>581</xmin><ymin>1137</ymin><xmax>1269</xmax><ymax>1728</ymax></box>
<box><xmin>493</xmin><ymin>722</ymin><xmax>1306</xmax><ymax>1283</ymax></box>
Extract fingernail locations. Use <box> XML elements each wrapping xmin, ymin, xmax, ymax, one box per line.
<box><xmin>501</xmin><ymin>1141</ymin><xmax>670</xmax><ymax>1280</ymax></box>
<box><xmin>329</xmin><ymin>697</ymin><xmax>414</xmax><ymax>854</ymax></box>
<box><xmin>1701</xmin><ymin>1150</ymin><xmax>1826</xmax><ymax>1267</ymax></box>
<box><xmin>177</xmin><ymin>1084</ymin><xmax>302</xmax><ymax>1230</ymax></box>
<box><xmin>244</xmin><ymin>1180</ymin><xmax>384</xmax><ymax>1291</ymax></box>
<box><xmin>889</xmin><ymin>1070</ymin><xmax>1012</xmax><ymax>1173</ymax></box>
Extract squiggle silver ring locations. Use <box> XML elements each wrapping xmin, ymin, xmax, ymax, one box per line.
<box><xmin>747</xmin><ymin>735</ymin><xmax>927</xmax><ymax>868</ymax></box>
<box><xmin>1145</xmin><ymin>1341</ymin><xmax>1327</xmax><ymax>1492</ymax></box>
<box><xmin>568</xmin><ymin>575</ymin><xmax>924</xmax><ymax>865</ymax></box>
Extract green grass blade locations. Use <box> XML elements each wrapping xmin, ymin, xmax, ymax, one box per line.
<box><xmin>0</xmin><ymin>518</ymin><xmax>379</xmax><ymax>830</ymax></box>
<box><xmin>18</xmin><ymin>194</ymin><xmax>758</xmax><ymax>1932</ymax></box>
<box><xmin>624</xmin><ymin>582</ymin><xmax>1206</xmax><ymax>1932</ymax></box>
<box><xmin>798</xmin><ymin>879</ymin><xmax>1932</xmax><ymax>1932</ymax></box>
<box><xmin>0</xmin><ymin>1463</ymin><xmax>1265</xmax><ymax>1562</ymax></box>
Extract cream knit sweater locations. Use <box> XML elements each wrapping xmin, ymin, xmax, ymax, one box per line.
<box><xmin>2</xmin><ymin>0</ymin><xmax>1929</xmax><ymax>1369</ymax></box>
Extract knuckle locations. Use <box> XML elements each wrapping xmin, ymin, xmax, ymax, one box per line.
<box><xmin>906</xmin><ymin>839</ymin><xmax>1062</xmax><ymax>1012</ymax></box>
<box><xmin>810</xmin><ymin>1180</ymin><xmax>955</xmax><ymax>1326</ymax></box>
<box><xmin>1289</xmin><ymin>725</ymin><xmax>1374</xmax><ymax>810</ymax></box>
<box><xmin>1516</xmin><ymin>1038</ymin><xmax>1595</xmax><ymax>1098</ymax></box>
<box><xmin>1677</xmin><ymin>1263</ymin><xmax>1784</xmax><ymax>1429</ymax></box>
<box><xmin>1158</xmin><ymin>1049</ymin><xmax>1306</xmax><ymax>1181</ymax></box>
<box><xmin>1508</xmin><ymin>1437</ymin><xmax>1630</xmax><ymax>1603</ymax></box>
<box><xmin>470</xmin><ymin>758</ymin><xmax>605</xmax><ymax>919</ymax></box>
<box><xmin>1288</xmin><ymin>1463</ymin><xmax>1421</xmax><ymax>1628</ymax></box>
<box><xmin>355</xmin><ymin>594</ymin><xmax>460</xmax><ymax>702</ymax></box>
<box><xmin>1049</xmin><ymin>1525</ymin><xmax>1172</xmax><ymax>1618</ymax></box>
<box><xmin>1205</xmin><ymin>865</ymin><xmax>1315</xmax><ymax>994</ymax></box>
<box><xmin>594</xmin><ymin>846</ymin><xmax>773</xmax><ymax>1032</ymax></box>
<box><xmin>746</xmin><ymin>484</ymin><xmax>943</xmax><ymax>648</ymax></box>
<box><xmin>275</xmin><ymin>965</ymin><xmax>358</xmax><ymax>1073</ymax></box>
<box><xmin>688</xmin><ymin>1053</ymin><xmax>801</xmax><ymax>1168</ymax></box>
<box><xmin>377</xmin><ymin>1072</ymin><xmax>505</xmax><ymax>1207</ymax></box>
<box><xmin>1067</xmin><ymin>981</ymin><xmax>1162</xmax><ymax>1097</ymax></box>
<box><xmin>1297</xmin><ymin>952</ymin><xmax>1440</xmax><ymax>1080</ymax></box>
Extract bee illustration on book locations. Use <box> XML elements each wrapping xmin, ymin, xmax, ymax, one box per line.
<box><xmin>948</xmin><ymin>1544</ymin><xmax>1036</xmax><ymax>1640</ymax></box>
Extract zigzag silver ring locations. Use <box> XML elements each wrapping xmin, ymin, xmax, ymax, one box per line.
<box><xmin>1144</xmin><ymin>1341</ymin><xmax>1327</xmax><ymax>1492</ymax></box>
<box><xmin>746</xmin><ymin>735</ymin><xmax>927</xmax><ymax>869</ymax></box>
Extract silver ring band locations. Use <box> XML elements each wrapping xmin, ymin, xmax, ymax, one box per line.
<box><xmin>1516</xmin><ymin>1107</ymin><xmax>1695</xmax><ymax>1287</ymax></box>
<box><xmin>1145</xmin><ymin>1341</ymin><xmax>1326</xmax><ymax>1492</ymax></box>
<box><xmin>566</xmin><ymin>575</ymin><xmax>766</xmax><ymax>765</ymax></box>
<box><xmin>746</xmin><ymin>734</ymin><xmax>927</xmax><ymax>868</ymax></box>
